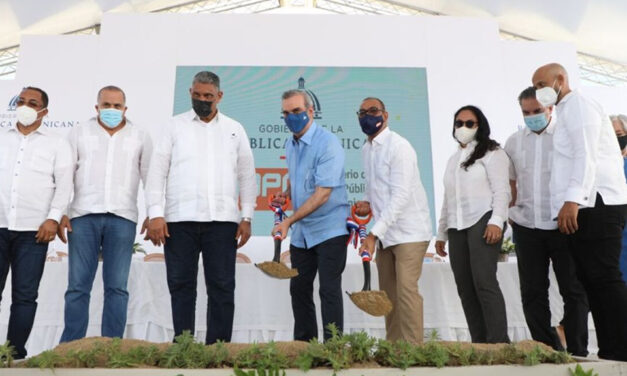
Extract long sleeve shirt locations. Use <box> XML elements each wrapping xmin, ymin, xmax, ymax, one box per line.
<box><xmin>437</xmin><ymin>141</ymin><xmax>510</xmax><ymax>241</ymax></box>
<box><xmin>0</xmin><ymin>124</ymin><xmax>73</xmax><ymax>231</ymax></box>
<box><xmin>68</xmin><ymin>118</ymin><xmax>152</xmax><ymax>223</ymax></box>
<box><xmin>362</xmin><ymin>128</ymin><xmax>432</xmax><ymax>248</ymax></box>
<box><xmin>550</xmin><ymin>90</ymin><xmax>627</xmax><ymax>217</ymax></box>
<box><xmin>145</xmin><ymin>110</ymin><xmax>256</xmax><ymax>223</ymax></box>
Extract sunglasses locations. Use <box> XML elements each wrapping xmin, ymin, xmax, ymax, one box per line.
<box><xmin>454</xmin><ymin>120</ymin><xmax>478</xmax><ymax>128</ymax></box>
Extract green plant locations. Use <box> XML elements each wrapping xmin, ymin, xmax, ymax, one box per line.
<box><xmin>345</xmin><ymin>331</ymin><xmax>376</xmax><ymax>363</ymax></box>
<box><xmin>569</xmin><ymin>364</ymin><xmax>599</xmax><ymax>376</ymax></box>
<box><xmin>25</xmin><ymin>350</ymin><xmax>63</xmax><ymax>369</ymax></box>
<box><xmin>501</xmin><ymin>237</ymin><xmax>516</xmax><ymax>254</ymax></box>
<box><xmin>133</xmin><ymin>242</ymin><xmax>147</xmax><ymax>255</ymax></box>
<box><xmin>234</xmin><ymin>342</ymin><xmax>289</xmax><ymax>372</ymax></box>
<box><xmin>421</xmin><ymin>341</ymin><xmax>449</xmax><ymax>368</ymax></box>
<box><xmin>0</xmin><ymin>341</ymin><xmax>15</xmax><ymax>368</ymax></box>
<box><xmin>159</xmin><ymin>331</ymin><xmax>212</xmax><ymax>368</ymax></box>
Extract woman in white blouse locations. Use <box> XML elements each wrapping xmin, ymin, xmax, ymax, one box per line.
<box><xmin>435</xmin><ymin>105</ymin><xmax>511</xmax><ymax>344</ymax></box>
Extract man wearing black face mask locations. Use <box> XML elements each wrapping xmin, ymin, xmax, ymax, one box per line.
<box><xmin>145</xmin><ymin>71</ymin><xmax>257</xmax><ymax>344</ymax></box>
<box><xmin>354</xmin><ymin>97</ymin><xmax>432</xmax><ymax>344</ymax></box>
<box><xmin>610</xmin><ymin>114</ymin><xmax>627</xmax><ymax>284</ymax></box>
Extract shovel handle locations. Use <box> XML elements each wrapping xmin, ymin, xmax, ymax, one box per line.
<box><xmin>273</xmin><ymin>238</ymin><xmax>282</xmax><ymax>263</ymax></box>
<box><xmin>361</xmin><ymin>260</ymin><xmax>371</xmax><ymax>291</ymax></box>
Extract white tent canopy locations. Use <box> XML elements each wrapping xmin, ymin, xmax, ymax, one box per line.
<box><xmin>1</xmin><ymin>0</ymin><xmax>627</xmax><ymax>64</ymax></box>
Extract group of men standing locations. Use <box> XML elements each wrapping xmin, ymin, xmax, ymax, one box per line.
<box><xmin>0</xmin><ymin>70</ymin><xmax>432</xmax><ymax>359</ymax></box>
<box><xmin>0</xmin><ymin>64</ymin><xmax>626</xmax><ymax>362</ymax></box>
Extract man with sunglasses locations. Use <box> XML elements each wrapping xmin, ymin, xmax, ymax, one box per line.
<box><xmin>504</xmin><ymin>87</ymin><xmax>588</xmax><ymax>355</ymax></box>
<box><xmin>271</xmin><ymin>89</ymin><xmax>349</xmax><ymax>342</ymax></box>
<box><xmin>0</xmin><ymin>87</ymin><xmax>73</xmax><ymax>358</ymax></box>
<box><xmin>354</xmin><ymin>97</ymin><xmax>432</xmax><ymax>344</ymax></box>
<box><xmin>532</xmin><ymin>63</ymin><xmax>627</xmax><ymax>361</ymax></box>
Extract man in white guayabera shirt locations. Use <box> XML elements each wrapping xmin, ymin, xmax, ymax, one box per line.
<box><xmin>532</xmin><ymin>63</ymin><xmax>627</xmax><ymax>361</ymax></box>
<box><xmin>504</xmin><ymin>86</ymin><xmax>588</xmax><ymax>356</ymax></box>
<box><xmin>354</xmin><ymin>97</ymin><xmax>433</xmax><ymax>345</ymax></box>
<box><xmin>145</xmin><ymin>71</ymin><xmax>256</xmax><ymax>344</ymax></box>
<box><xmin>57</xmin><ymin>86</ymin><xmax>152</xmax><ymax>343</ymax></box>
<box><xmin>0</xmin><ymin>87</ymin><xmax>73</xmax><ymax>359</ymax></box>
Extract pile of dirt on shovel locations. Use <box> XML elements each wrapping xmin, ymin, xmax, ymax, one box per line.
<box><xmin>348</xmin><ymin>290</ymin><xmax>393</xmax><ymax>316</ymax></box>
<box><xmin>256</xmin><ymin>261</ymin><xmax>298</xmax><ymax>279</ymax></box>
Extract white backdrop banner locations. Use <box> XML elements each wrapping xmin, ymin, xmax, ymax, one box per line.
<box><xmin>3</xmin><ymin>13</ymin><xmax>582</xmax><ymax>262</ymax></box>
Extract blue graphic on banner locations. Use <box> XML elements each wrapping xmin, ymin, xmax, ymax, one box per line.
<box><xmin>173</xmin><ymin>66</ymin><xmax>434</xmax><ymax>236</ymax></box>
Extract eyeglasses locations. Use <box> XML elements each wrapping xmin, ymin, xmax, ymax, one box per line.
<box><xmin>357</xmin><ymin>107</ymin><xmax>383</xmax><ymax>117</ymax></box>
<box><xmin>454</xmin><ymin>120</ymin><xmax>478</xmax><ymax>128</ymax></box>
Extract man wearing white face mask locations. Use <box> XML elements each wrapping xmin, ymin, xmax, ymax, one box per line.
<box><xmin>58</xmin><ymin>86</ymin><xmax>152</xmax><ymax>342</ymax></box>
<box><xmin>504</xmin><ymin>87</ymin><xmax>588</xmax><ymax>355</ymax></box>
<box><xmin>0</xmin><ymin>87</ymin><xmax>73</xmax><ymax>358</ymax></box>
<box><xmin>532</xmin><ymin>63</ymin><xmax>627</xmax><ymax>361</ymax></box>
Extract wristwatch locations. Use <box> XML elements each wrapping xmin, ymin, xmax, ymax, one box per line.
<box><xmin>242</xmin><ymin>217</ymin><xmax>252</xmax><ymax>223</ymax></box>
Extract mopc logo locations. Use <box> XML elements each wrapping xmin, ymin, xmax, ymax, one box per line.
<box><xmin>255</xmin><ymin>168</ymin><xmax>291</xmax><ymax>210</ymax></box>
<box><xmin>7</xmin><ymin>95</ymin><xmax>19</xmax><ymax>111</ymax></box>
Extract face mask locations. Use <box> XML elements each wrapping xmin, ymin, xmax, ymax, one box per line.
<box><xmin>192</xmin><ymin>99</ymin><xmax>214</xmax><ymax>118</ymax></box>
<box><xmin>536</xmin><ymin>80</ymin><xmax>561</xmax><ymax>107</ymax></box>
<box><xmin>454</xmin><ymin>126</ymin><xmax>477</xmax><ymax>145</ymax></box>
<box><xmin>99</xmin><ymin>108</ymin><xmax>124</xmax><ymax>128</ymax></box>
<box><xmin>359</xmin><ymin>115</ymin><xmax>384</xmax><ymax>136</ymax></box>
<box><xmin>523</xmin><ymin>113</ymin><xmax>548</xmax><ymax>132</ymax></box>
<box><xmin>618</xmin><ymin>135</ymin><xmax>627</xmax><ymax>150</ymax></box>
<box><xmin>16</xmin><ymin>105</ymin><xmax>44</xmax><ymax>127</ymax></box>
<box><xmin>285</xmin><ymin>111</ymin><xmax>310</xmax><ymax>134</ymax></box>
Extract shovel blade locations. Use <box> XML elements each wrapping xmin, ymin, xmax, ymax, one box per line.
<box><xmin>255</xmin><ymin>261</ymin><xmax>299</xmax><ymax>279</ymax></box>
<box><xmin>347</xmin><ymin>290</ymin><xmax>393</xmax><ymax>316</ymax></box>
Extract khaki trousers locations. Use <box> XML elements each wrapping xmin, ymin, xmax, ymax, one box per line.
<box><xmin>375</xmin><ymin>241</ymin><xmax>429</xmax><ymax>344</ymax></box>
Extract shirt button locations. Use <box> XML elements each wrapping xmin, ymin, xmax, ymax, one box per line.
<box><xmin>583</xmin><ymin>197</ymin><xmax>588</xmax><ymax>200</ymax></box>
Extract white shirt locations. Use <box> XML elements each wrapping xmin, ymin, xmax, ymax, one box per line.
<box><xmin>551</xmin><ymin>90</ymin><xmax>627</xmax><ymax>217</ymax></box>
<box><xmin>436</xmin><ymin>142</ymin><xmax>510</xmax><ymax>241</ymax></box>
<box><xmin>145</xmin><ymin>110</ymin><xmax>256</xmax><ymax>223</ymax></box>
<box><xmin>362</xmin><ymin>128</ymin><xmax>432</xmax><ymax>248</ymax></box>
<box><xmin>0</xmin><ymin>124</ymin><xmax>73</xmax><ymax>231</ymax></box>
<box><xmin>68</xmin><ymin>118</ymin><xmax>152</xmax><ymax>223</ymax></box>
<box><xmin>504</xmin><ymin>117</ymin><xmax>557</xmax><ymax>230</ymax></box>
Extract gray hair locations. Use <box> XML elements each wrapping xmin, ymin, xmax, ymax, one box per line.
<box><xmin>192</xmin><ymin>71</ymin><xmax>220</xmax><ymax>89</ymax></box>
<box><xmin>610</xmin><ymin>114</ymin><xmax>627</xmax><ymax>132</ymax></box>
<box><xmin>97</xmin><ymin>85</ymin><xmax>126</xmax><ymax>103</ymax></box>
<box><xmin>362</xmin><ymin>97</ymin><xmax>386</xmax><ymax>111</ymax></box>
<box><xmin>282</xmin><ymin>89</ymin><xmax>313</xmax><ymax>108</ymax></box>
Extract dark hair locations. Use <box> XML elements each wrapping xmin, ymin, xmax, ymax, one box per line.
<box><xmin>98</xmin><ymin>85</ymin><xmax>126</xmax><ymax>103</ymax></box>
<box><xmin>23</xmin><ymin>86</ymin><xmax>48</xmax><ymax>108</ymax></box>
<box><xmin>453</xmin><ymin>105</ymin><xmax>499</xmax><ymax>170</ymax></box>
<box><xmin>518</xmin><ymin>86</ymin><xmax>536</xmax><ymax>104</ymax></box>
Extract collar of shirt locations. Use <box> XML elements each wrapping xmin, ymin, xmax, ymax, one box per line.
<box><xmin>524</xmin><ymin>114</ymin><xmax>557</xmax><ymax>136</ymax></box>
<box><xmin>89</xmin><ymin>116</ymin><xmax>134</xmax><ymax>132</ymax></box>
<box><xmin>191</xmin><ymin>110</ymin><xmax>221</xmax><ymax>126</ymax></box>
<box><xmin>6</xmin><ymin>122</ymin><xmax>49</xmax><ymax>136</ymax></box>
<box><xmin>370</xmin><ymin>126</ymin><xmax>391</xmax><ymax>146</ymax></box>
<box><xmin>557</xmin><ymin>90</ymin><xmax>575</xmax><ymax>108</ymax></box>
<box><xmin>292</xmin><ymin>121</ymin><xmax>317</xmax><ymax>146</ymax></box>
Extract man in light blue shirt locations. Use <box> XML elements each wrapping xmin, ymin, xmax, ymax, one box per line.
<box><xmin>272</xmin><ymin>89</ymin><xmax>349</xmax><ymax>342</ymax></box>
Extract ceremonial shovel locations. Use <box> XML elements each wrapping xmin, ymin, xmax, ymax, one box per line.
<box><xmin>346</xmin><ymin>205</ymin><xmax>393</xmax><ymax>316</ymax></box>
<box><xmin>255</xmin><ymin>196</ymin><xmax>298</xmax><ymax>279</ymax></box>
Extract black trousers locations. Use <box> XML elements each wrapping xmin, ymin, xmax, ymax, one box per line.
<box><xmin>164</xmin><ymin>221</ymin><xmax>238</xmax><ymax>344</ymax></box>
<box><xmin>290</xmin><ymin>235</ymin><xmax>348</xmax><ymax>342</ymax></box>
<box><xmin>568</xmin><ymin>194</ymin><xmax>627</xmax><ymax>361</ymax></box>
<box><xmin>512</xmin><ymin>222</ymin><xmax>589</xmax><ymax>355</ymax></box>
<box><xmin>448</xmin><ymin>212</ymin><xmax>510</xmax><ymax>344</ymax></box>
